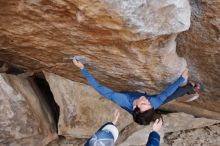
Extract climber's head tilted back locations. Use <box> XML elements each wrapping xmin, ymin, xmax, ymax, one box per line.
<box><xmin>132</xmin><ymin>96</ymin><xmax>156</xmax><ymax>125</ymax></box>
<box><xmin>132</xmin><ymin>69</ymin><xmax>189</xmax><ymax>125</ymax></box>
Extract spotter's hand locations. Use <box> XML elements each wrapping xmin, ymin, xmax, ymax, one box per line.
<box><xmin>112</xmin><ymin>109</ymin><xmax>120</xmax><ymax>125</ymax></box>
<box><xmin>152</xmin><ymin>118</ymin><xmax>163</xmax><ymax>133</ymax></box>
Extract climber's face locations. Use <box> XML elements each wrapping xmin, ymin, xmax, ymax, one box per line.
<box><xmin>133</xmin><ymin>96</ymin><xmax>152</xmax><ymax>112</ymax></box>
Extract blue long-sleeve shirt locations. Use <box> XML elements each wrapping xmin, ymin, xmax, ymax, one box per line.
<box><xmin>146</xmin><ymin>131</ymin><xmax>160</xmax><ymax>146</ymax></box>
<box><xmin>80</xmin><ymin>68</ymin><xmax>185</xmax><ymax>113</ymax></box>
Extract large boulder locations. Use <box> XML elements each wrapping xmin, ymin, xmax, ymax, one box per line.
<box><xmin>44</xmin><ymin>71</ymin><xmax>132</xmax><ymax>140</ymax></box>
<box><xmin>43</xmin><ymin>72</ymin><xmax>219</xmax><ymax>146</ymax></box>
<box><xmin>0</xmin><ymin>69</ymin><xmax>219</xmax><ymax>146</ymax></box>
<box><xmin>163</xmin><ymin>124</ymin><xmax>220</xmax><ymax>146</ymax></box>
<box><xmin>0</xmin><ymin>0</ymin><xmax>190</xmax><ymax>94</ymax></box>
<box><xmin>0</xmin><ymin>0</ymin><xmax>220</xmax><ymax>145</ymax></box>
<box><xmin>176</xmin><ymin>0</ymin><xmax>220</xmax><ymax>113</ymax></box>
<box><xmin>0</xmin><ymin>1</ymin><xmax>219</xmax><ymax>117</ymax></box>
<box><xmin>118</xmin><ymin>112</ymin><xmax>219</xmax><ymax>146</ymax></box>
<box><xmin>0</xmin><ymin>74</ymin><xmax>57</xmax><ymax>146</ymax></box>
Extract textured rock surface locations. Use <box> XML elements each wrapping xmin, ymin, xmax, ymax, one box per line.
<box><xmin>101</xmin><ymin>0</ymin><xmax>191</xmax><ymax>39</ymax></box>
<box><xmin>43</xmin><ymin>71</ymin><xmax>219</xmax><ymax>146</ymax></box>
<box><xmin>163</xmin><ymin>124</ymin><xmax>220</xmax><ymax>146</ymax></box>
<box><xmin>0</xmin><ymin>69</ymin><xmax>219</xmax><ymax>146</ymax></box>
<box><xmin>44</xmin><ymin>71</ymin><xmax>132</xmax><ymax>140</ymax></box>
<box><xmin>0</xmin><ymin>0</ymin><xmax>219</xmax><ymax>119</ymax></box>
<box><xmin>0</xmin><ymin>0</ymin><xmax>220</xmax><ymax>145</ymax></box>
<box><xmin>0</xmin><ymin>74</ymin><xmax>57</xmax><ymax>145</ymax></box>
<box><xmin>118</xmin><ymin>112</ymin><xmax>219</xmax><ymax>146</ymax></box>
<box><xmin>0</xmin><ymin>0</ymin><xmax>189</xmax><ymax>94</ymax></box>
<box><xmin>176</xmin><ymin>0</ymin><xmax>220</xmax><ymax>113</ymax></box>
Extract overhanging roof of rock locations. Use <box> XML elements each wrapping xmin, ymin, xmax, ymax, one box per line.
<box><xmin>0</xmin><ymin>0</ymin><xmax>220</xmax><ymax>114</ymax></box>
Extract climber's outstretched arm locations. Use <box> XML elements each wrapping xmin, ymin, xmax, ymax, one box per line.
<box><xmin>73</xmin><ymin>59</ymin><xmax>132</xmax><ymax>112</ymax></box>
<box><xmin>149</xmin><ymin>69</ymin><xmax>188</xmax><ymax>109</ymax></box>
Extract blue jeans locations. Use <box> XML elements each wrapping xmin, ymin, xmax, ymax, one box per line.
<box><xmin>144</xmin><ymin>84</ymin><xmax>194</xmax><ymax>105</ymax></box>
<box><xmin>162</xmin><ymin>84</ymin><xmax>194</xmax><ymax>104</ymax></box>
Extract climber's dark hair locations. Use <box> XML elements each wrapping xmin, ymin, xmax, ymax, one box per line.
<box><xmin>132</xmin><ymin>107</ymin><xmax>162</xmax><ymax>125</ymax></box>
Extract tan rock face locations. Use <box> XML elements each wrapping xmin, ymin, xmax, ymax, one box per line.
<box><xmin>44</xmin><ymin>71</ymin><xmax>132</xmax><ymax>140</ymax></box>
<box><xmin>0</xmin><ymin>0</ymin><xmax>189</xmax><ymax>95</ymax></box>
<box><xmin>118</xmin><ymin>112</ymin><xmax>219</xmax><ymax>146</ymax></box>
<box><xmin>0</xmin><ymin>0</ymin><xmax>219</xmax><ymax>119</ymax></box>
<box><xmin>0</xmin><ymin>0</ymin><xmax>220</xmax><ymax>145</ymax></box>
<box><xmin>0</xmin><ymin>74</ymin><xmax>57</xmax><ymax>145</ymax></box>
<box><xmin>176</xmin><ymin>0</ymin><xmax>220</xmax><ymax>113</ymax></box>
<box><xmin>0</xmin><ymin>69</ymin><xmax>219</xmax><ymax>146</ymax></box>
<box><xmin>101</xmin><ymin>0</ymin><xmax>191</xmax><ymax>39</ymax></box>
<box><xmin>42</xmin><ymin>72</ymin><xmax>219</xmax><ymax>146</ymax></box>
<box><xmin>163</xmin><ymin>124</ymin><xmax>220</xmax><ymax>146</ymax></box>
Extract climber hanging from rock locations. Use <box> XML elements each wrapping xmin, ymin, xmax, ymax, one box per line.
<box><xmin>73</xmin><ymin>58</ymin><xmax>201</xmax><ymax>125</ymax></box>
<box><xmin>84</xmin><ymin>110</ymin><xmax>163</xmax><ymax>146</ymax></box>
